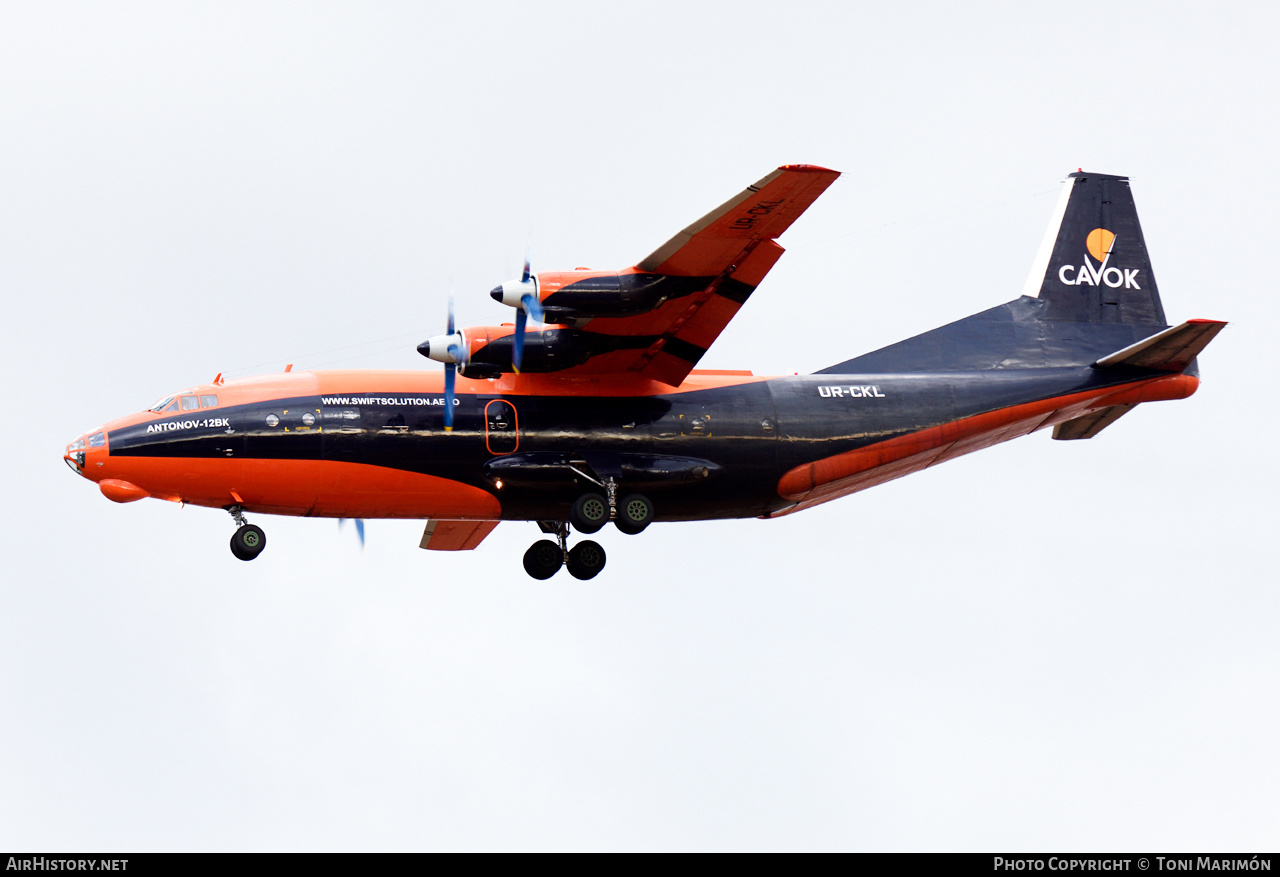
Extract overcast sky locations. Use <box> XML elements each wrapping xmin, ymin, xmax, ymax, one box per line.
<box><xmin>2</xmin><ymin>1</ymin><xmax>1277</xmax><ymax>851</ymax></box>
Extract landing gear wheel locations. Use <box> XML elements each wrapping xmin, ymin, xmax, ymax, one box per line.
<box><xmin>570</xmin><ymin>493</ymin><xmax>609</xmax><ymax>534</ymax></box>
<box><xmin>566</xmin><ymin>540</ymin><xmax>607</xmax><ymax>580</ymax></box>
<box><xmin>614</xmin><ymin>493</ymin><xmax>654</xmax><ymax>535</ymax></box>
<box><xmin>523</xmin><ymin>539</ymin><xmax>563</xmax><ymax>580</ymax></box>
<box><xmin>230</xmin><ymin>524</ymin><xmax>266</xmax><ymax>561</ymax></box>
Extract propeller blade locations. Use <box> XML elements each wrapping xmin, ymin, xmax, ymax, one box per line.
<box><xmin>444</xmin><ymin>362</ymin><xmax>455</xmax><ymax>431</ymax></box>
<box><xmin>444</xmin><ymin>293</ymin><xmax>461</xmax><ymax>431</ymax></box>
<box><xmin>513</xmin><ymin>309</ymin><xmax>527</xmax><ymax>372</ymax></box>
<box><xmin>521</xmin><ymin>255</ymin><xmax>532</xmax><ymax>284</ymax></box>
<box><xmin>521</xmin><ymin>291</ymin><xmax>544</xmax><ymax>324</ymax></box>
<box><xmin>339</xmin><ymin>518</ymin><xmax>366</xmax><ymax>551</ymax></box>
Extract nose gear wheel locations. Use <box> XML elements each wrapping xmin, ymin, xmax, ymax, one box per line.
<box><xmin>226</xmin><ymin>505</ymin><xmax>266</xmax><ymax>561</ymax></box>
<box><xmin>230</xmin><ymin>524</ymin><xmax>266</xmax><ymax>561</ymax></box>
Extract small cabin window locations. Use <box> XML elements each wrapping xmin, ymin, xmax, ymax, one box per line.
<box><xmin>181</xmin><ymin>396</ymin><xmax>200</xmax><ymax>411</ymax></box>
<box><xmin>200</xmin><ymin>395</ymin><xmax>219</xmax><ymax>408</ymax></box>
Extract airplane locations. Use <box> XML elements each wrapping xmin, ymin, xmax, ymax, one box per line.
<box><xmin>63</xmin><ymin>165</ymin><xmax>1225</xmax><ymax>580</ymax></box>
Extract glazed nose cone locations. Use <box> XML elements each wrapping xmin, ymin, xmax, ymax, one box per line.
<box><xmin>64</xmin><ymin>435</ymin><xmax>87</xmax><ymax>476</ymax></box>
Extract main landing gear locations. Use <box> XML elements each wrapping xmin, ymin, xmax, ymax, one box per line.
<box><xmin>568</xmin><ymin>476</ymin><xmax>654</xmax><ymax>537</ymax></box>
<box><xmin>523</xmin><ymin>522</ymin><xmax>607</xmax><ymax>581</ymax></box>
<box><xmin>523</xmin><ymin>488</ymin><xmax>655</xmax><ymax>580</ymax></box>
<box><xmin>227</xmin><ymin>505</ymin><xmax>266</xmax><ymax>561</ymax></box>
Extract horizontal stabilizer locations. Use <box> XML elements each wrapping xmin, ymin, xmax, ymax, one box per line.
<box><xmin>1052</xmin><ymin>404</ymin><xmax>1135</xmax><ymax>440</ymax></box>
<box><xmin>1094</xmin><ymin>319</ymin><xmax>1227</xmax><ymax>371</ymax></box>
<box><xmin>419</xmin><ymin>519</ymin><xmax>499</xmax><ymax>551</ymax></box>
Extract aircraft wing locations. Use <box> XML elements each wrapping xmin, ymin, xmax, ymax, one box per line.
<box><xmin>419</xmin><ymin>519</ymin><xmax>499</xmax><ymax>551</ymax></box>
<box><xmin>561</xmin><ymin>165</ymin><xmax>840</xmax><ymax>386</ymax></box>
<box><xmin>637</xmin><ymin>164</ymin><xmax>842</xmax><ymax>277</ymax></box>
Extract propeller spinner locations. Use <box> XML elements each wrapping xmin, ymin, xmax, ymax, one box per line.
<box><xmin>416</xmin><ymin>294</ymin><xmax>466</xmax><ymax>430</ymax></box>
<box><xmin>418</xmin><ymin>260</ymin><xmax>548</xmax><ymax>406</ymax></box>
<box><xmin>490</xmin><ymin>257</ymin><xmax>544</xmax><ymax>371</ymax></box>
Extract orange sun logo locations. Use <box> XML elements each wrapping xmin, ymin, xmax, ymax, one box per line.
<box><xmin>1085</xmin><ymin>228</ymin><xmax>1116</xmax><ymax>263</ymax></box>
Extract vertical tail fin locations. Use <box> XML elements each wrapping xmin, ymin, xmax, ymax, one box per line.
<box><xmin>819</xmin><ymin>170</ymin><xmax>1177</xmax><ymax>374</ymax></box>
<box><xmin>1022</xmin><ymin>171</ymin><xmax>1166</xmax><ymax>325</ymax></box>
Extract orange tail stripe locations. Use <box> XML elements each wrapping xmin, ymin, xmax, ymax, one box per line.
<box><xmin>778</xmin><ymin>374</ymin><xmax>1199</xmax><ymax>502</ymax></box>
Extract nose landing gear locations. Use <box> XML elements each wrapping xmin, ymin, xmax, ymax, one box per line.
<box><xmin>523</xmin><ymin>521</ymin><xmax>607</xmax><ymax>580</ymax></box>
<box><xmin>227</xmin><ymin>505</ymin><xmax>266</xmax><ymax>561</ymax></box>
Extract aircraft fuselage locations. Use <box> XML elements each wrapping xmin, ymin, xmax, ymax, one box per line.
<box><xmin>70</xmin><ymin>363</ymin><xmax>1198</xmax><ymax>523</ymax></box>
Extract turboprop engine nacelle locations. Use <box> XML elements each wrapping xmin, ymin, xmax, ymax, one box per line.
<box><xmin>491</xmin><ymin>270</ymin><xmax>713</xmax><ymax>321</ymax></box>
<box><xmin>418</xmin><ymin>326</ymin><xmax>516</xmax><ymax>379</ymax></box>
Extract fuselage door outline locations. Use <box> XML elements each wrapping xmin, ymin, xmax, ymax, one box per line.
<box><xmin>484</xmin><ymin>399</ymin><xmax>519</xmax><ymax>455</ymax></box>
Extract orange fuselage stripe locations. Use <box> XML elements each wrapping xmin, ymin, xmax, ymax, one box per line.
<box><xmin>87</xmin><ymin>454</ymin><xmax>501</xmax><ymax>520</ymax></box>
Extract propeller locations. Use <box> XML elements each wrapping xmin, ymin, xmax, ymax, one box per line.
<box><xmin>492</xmin><ymin>256</ymin><xmax>544</xmax><ymax>372</ymax></box>
<box><xmin>339</xmin><ymin>517</ymin><xmax>366</xmax><ymax>549</ymax></box>
<box><xmin>416</xmin><ymin>294</ymin><xmax>467</xmax><ymax>431</ymax></box>
<box><xmin>514</xmin><ymin>258</ymin><xmax>545</xmax><ymax>371</ymax></box>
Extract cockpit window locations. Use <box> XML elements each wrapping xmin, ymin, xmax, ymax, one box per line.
<box><xmin>181</xmin><ymin>395</ymin><xmax>200</xmax><ymax>411</ymax></box>
<box><xmin>200</xmin><ymin>394</ymin><xmax>218</xmax><ymax>408</ymax></box>
<box><xmin>160</xmin><ymin>398</ymin><xmax>179</xmax><ymax>412</ymax></box>
<box><xmin>87</xmin><ymin>432</ymin><xmax>105</xmax><ymax>448</ymax></box>
<box><xmin>149</xmin><ymin>395</ymin><xmax>176</xmax><ymax>412</ymax></box>
<box><xmin>69</xmin><ymin>437</ymin><xmax>86</xmax><ymax>451</ymax></box>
